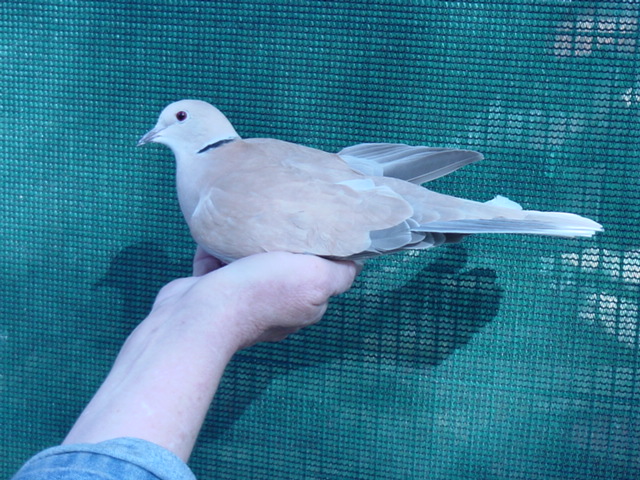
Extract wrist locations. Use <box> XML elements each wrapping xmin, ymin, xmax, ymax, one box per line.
<box><xmin>143</xmin><ymin>274</ymin><xmax>244</xmax><ymax>357</ymax></box>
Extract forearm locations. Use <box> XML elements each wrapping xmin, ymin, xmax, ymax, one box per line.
<box><xmin>63</xmin><ymin>287</ymin><xmax>237</xmax><ymax>462</ymax></box>
<box><xmin>61</xmin><ymin>253</ymin><xmax>356</xmax><ymax>463</ymax></box>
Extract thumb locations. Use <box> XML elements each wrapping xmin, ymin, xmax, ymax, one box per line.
<box><xmin>324</xmin><ymin>259</ymin><xmax>359</xmax><ymax>297</ymax></box>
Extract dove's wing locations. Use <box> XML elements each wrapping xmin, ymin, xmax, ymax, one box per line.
<box><xmin>338</xmin><ymin>143</ymin><xmax>483</xmax><ymax>184</ymax></box>
<box><xmin>183</xmin><ymin>139</ymin><xmax>419</xmax><ymax>262</ymax></box>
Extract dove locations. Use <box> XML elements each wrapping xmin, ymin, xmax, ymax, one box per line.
<box><xmin>138</xmin><ymin>100</ymin><xmax>602</xmax><ymax>263</ymax></box>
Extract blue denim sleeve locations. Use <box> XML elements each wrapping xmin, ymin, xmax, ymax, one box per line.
<box><xmin>11</xmin><ymin>437</ymin><xmax>197</xmax><ymax>480</ymax></box>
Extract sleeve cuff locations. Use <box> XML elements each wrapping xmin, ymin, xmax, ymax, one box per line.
<box><xmin>11</xmin><ymin>437</ymin><xmax>197</xmax><ymax>480</ymax></box>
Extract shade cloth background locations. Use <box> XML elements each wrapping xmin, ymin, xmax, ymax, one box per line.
<box><xmin>1</xmin><ymin>1</ymin><xmax>638</xmax><ymax>478</ymax></box>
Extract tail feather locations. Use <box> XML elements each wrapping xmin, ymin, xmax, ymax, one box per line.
<box><xmin>418</xmin><ymin>211</ymin><xmax>603</xmax><ymax>237</ymax></box>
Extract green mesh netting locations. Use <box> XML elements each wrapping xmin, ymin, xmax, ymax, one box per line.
<box><xmin>2</xmin><ymin>1</ymin><xmax>639</xmax><ymax>479</ymax></box>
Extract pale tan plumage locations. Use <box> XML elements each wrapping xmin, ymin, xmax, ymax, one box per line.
<box><xmin>139</xmin><ymin>99</ymin><xmax>602</xmax><ymax>263</ymax></box>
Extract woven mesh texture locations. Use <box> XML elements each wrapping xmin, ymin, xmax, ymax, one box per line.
<box><xmin>2</xmin><ymin>1</ymin><xmax>639</xmax><ymax>479</ymax></box>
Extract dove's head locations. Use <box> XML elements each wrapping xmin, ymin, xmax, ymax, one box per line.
<box><xmin>138</xmin><ymin>100</ymin><xmax>239</xmax><ymax>155</ymax></box>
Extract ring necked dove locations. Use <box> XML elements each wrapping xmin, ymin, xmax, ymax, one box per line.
<box><xmin>139</xmin><ymin>100</ymin><xmax>602</xmax><ymax>263</ymax></box>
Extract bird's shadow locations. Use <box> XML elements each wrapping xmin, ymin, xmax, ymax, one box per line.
<box><xmin>207</xmin><ymin>244</ymin><xmax>503</xmax><ymax>438</ymax></box>
<box><xmin>94</xmin><ymin>241</ymin><xmax>189</xmax><ymax>337</ymax></box>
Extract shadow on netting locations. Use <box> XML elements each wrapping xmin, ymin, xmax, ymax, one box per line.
<box><xmin>94</xmin><ymin>241</ymin><xmax>190</xmax><ymax>337</ymax></box>
<box><xmin>208</xmin><ymin>244</ymin><xmax>503</xmax><ymax>439</ymax></box>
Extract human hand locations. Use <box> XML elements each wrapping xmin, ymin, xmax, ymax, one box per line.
<box><xmin>152</xmin><ymin>250</ymin><xmax>358</xmax><ymax>351</ymax></box>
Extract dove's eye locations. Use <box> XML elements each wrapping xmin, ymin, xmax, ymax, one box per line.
<box><xmin>176</xmin><ymin>111</ymin><xmax>188</xmax><ymax>122</ymax></box>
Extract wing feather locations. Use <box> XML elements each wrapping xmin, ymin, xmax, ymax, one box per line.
<box><xmin>339</xmin><ymin>143</ymin><xmax>483</xmax><ymax>184</ymax></box>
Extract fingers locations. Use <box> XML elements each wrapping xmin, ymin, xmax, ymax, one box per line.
<box><xmin>192</xmin><ymin>245</ymin><xmax>224</xmax><ymax>276</ymax></box>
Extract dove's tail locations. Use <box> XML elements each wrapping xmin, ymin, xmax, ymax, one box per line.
<box><xmin>417</xmin><ymin>195</ymin><xmax>603</xmax><ymax>237</ymax></box>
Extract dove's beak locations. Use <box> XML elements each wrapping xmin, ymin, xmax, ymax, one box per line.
<box><xmin>137</xmin><ymin>127</ymin><xmax>162</xmax><ymax>146</ymax></box>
